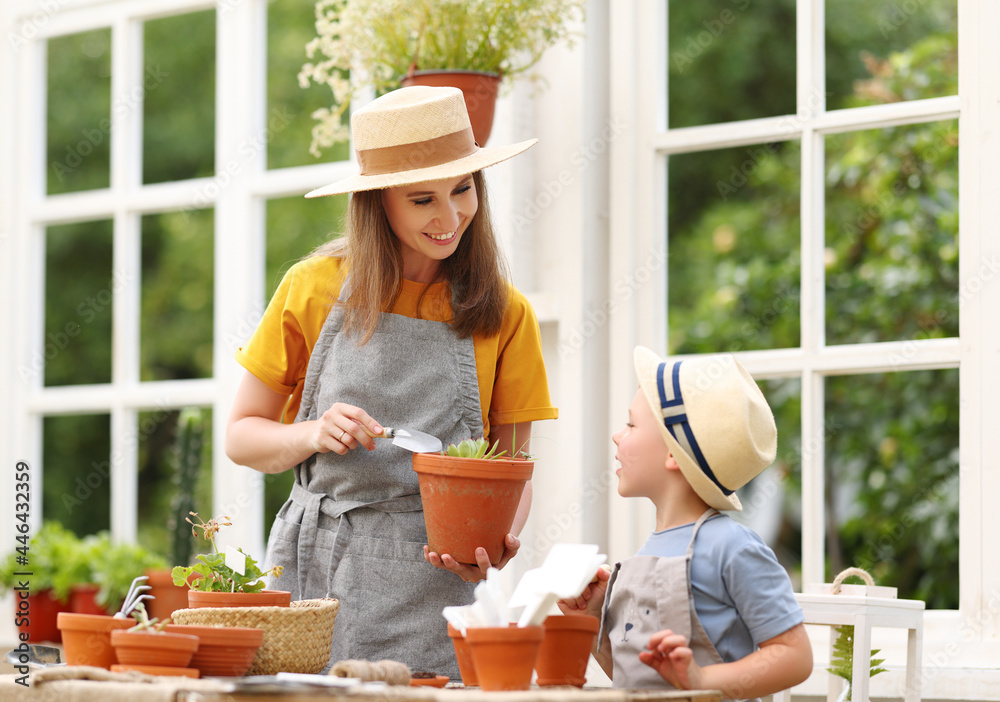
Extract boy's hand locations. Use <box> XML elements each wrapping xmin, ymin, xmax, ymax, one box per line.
<box><xmin>638</xmin><ymin>629</ymin><xmax>704</xmax><ymax>690</ymax></box>
<box><xmin>557</xmin><ymin>564</ymin><xmax>612</xmax><ymax>618</ymax></box>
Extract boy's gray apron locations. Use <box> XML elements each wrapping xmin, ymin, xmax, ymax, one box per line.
<box><xmin>600</xmin><ymin>509</ymin><xmax>756</xmax><ymax>702</ymax></box>
<box><xmin>263</xmin><ymin>280</ymin><xmax>482</xmax><ymax>678</ymax></box>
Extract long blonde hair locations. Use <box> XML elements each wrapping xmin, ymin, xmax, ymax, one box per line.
<box><xmin>311</xmin><ymin>171</ymin><xmax>509</xmax><ymax>342</ymax></box>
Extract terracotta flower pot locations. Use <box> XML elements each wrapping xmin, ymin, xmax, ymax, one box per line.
<box><xmin>534</xmin><ymin>614</ymin><xmax>600</xmax><ymax>687</ymax></box>
<box><xmin>57</xmin><ymin>612</ymin><xmax>134</xmax><ymax>669</ymax></box>
<box><xmin>69</xmin><ymin>584</ymin><xmax>108</xmax><ymax>615</ymax></box>
<box><xmin>413</xmin><ymin>453</ymin><xmax>533</xmax><ymax>564</ymax></box>
<box><xmin>110</xmin><ymin>629</ymin><xmax>199</xmax><ymax>669</ymax></box>
<box><xmin>447</xmin><ymin>622</ymin><xmax>478</xmax><ymax>687</ymax></box>
<box><xmin>400</xmin><ymin>69</ymin><xmax>501</xmax><ymax>145</ymax></box>
<box><xmin>186</xmin><ymin>589</ymin><xmax>291</xmax><ymax>609</ymax></box>
<box><xmin>16</xmin><ymin>589</ymin><xmax>69</xmax><ymax>644</ymax></box>
<box><xmin>144</xmin><ymin>569</ymin><xmax>191</xmax><ymax>623</ymax></box>
<box><xmin>165</xmin><ymin>623</ymin><xmax>263</xmax><ymax>677</ymax></box>
<box><xmin>464</xmin><ymin>625</ymin><xmax>544</xmax><ymax>691</ymax></box>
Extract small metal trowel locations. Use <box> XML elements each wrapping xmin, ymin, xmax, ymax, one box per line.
<box><xmin>4</xmin><ymin>644</ymin><xmax>64</xmax><ymax>669</ymax></box>
<box><xmin>377</xmin><ymin>426</ymin><xmax>442</xmax><ymax>453</ymax></box>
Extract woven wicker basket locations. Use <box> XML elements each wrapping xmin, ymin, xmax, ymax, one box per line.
<box><xmin>171</xmin><ymin>598</ymin><xmax>339</xmax><ymax>675</ymax></box>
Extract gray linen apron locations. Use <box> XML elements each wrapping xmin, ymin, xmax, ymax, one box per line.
<box><xmin>263</xmin><ymin>280</ymin><xmax>481</xmax><ymax>678</ymax></box>
<box><xmin>600</xmin><ymin>509</ymin><xmax>756</xmax><ymax>702</ymax></box>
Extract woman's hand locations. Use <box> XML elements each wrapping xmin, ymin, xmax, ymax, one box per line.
<box><xmin>557</xmin><ymin>564</ymin><xmax>611</xmax><ymax>618</ymax></box>
<box><xmin>423</xmin><ymin>534</ymin><xmax>521</xmax><ymax>583</ymax></box>
<box><xmin>311</xmin><ymin>402</ymin><xmax>383</xmax><ymax>455</ymax></box>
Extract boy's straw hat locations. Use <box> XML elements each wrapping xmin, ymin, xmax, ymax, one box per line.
<box><xmin>306</xmin><ymin>86</ymin><xmax>537</xmax><ymax>197</ymax></box>
<box><xmin>633</xmin><ymin>346</ymin><xmax>777</xmax><ymax>511</ymax></box>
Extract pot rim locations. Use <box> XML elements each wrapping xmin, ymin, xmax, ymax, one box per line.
<box><xmin>412</xmin><ymin>453</ymin><xmax>533</xmax><ymax>480</ymax></box>
<box><xmin>57</xmin><ymin>612</ymin><xmax>135</xmax><ymax>631</ymax></box>
<box><xmin>542</xmin><ymin>614</ymin><xmax>601</xmax><ymax>633</ymax></box>
<box><xmin>404</xmin><ymin>68</ymin><xmax>501</xmax><ymax>79</ymax></box>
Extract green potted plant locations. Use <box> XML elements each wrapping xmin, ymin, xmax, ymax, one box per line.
<box><xmin>0</xmin><ymin>521</ymin><xmax>78</xmax><ymax>643</ymax></box>
<box><xmin>171</xmin><ymin>513</ymin><xmax>290</xmax><ymax>608</ymax></box>
<box><xmin>413</xmin><ymin>437</ymin><xmax>533</xmax><ymax>565</ymax></box>
<box><xmin>299</xmin><ymin>0</ymin><xmax>585</xmax><ymax>151</ymax></box>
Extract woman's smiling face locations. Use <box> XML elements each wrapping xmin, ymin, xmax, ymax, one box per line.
<box><xmin>381</xmin><ymin>174</ymin><xmax>478</xmax><ymax>282</ymax></box>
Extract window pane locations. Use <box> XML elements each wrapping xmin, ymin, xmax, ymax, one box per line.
<box><xmin>668</xmin><ymin>0</ymin><xmax>796</xmax><ymax>129</ymax></box>
<box><xmin>826</xmin><ymin>0</ymin><xmax>956</xmax><ymax>111</ymax></box>
<box><xmin>668</xmin><ymin>142</ymin><xmax>801</xmax><ymax>354</ymax></box>
<box><xmin>825</xmin><ymin>121</ymin><xmax>958</xmax><ymax>345</ymax></box>
<box><xmin>825</xmin><ymin>369</ymin><xmax>958</xmax><ymax>609</ymax></box>
<box><xmin>733</xmin><ymin>377</ymin><xmax>803</xmax><ymax>587</ymax></box>
<box><xmin>143</xmin><ymin>11</ymin><xmax>216</xmax><ymax>184</ymax></box>
<box><xmin>267</xmin><ymin>0</ymin><xmax>351</xmax><ymax>169</ymax></box>
<box><xmin>43</xmin><ymin>413</ymin><xmax>111</xmax><ymax>534</ymax></box>
<box><xmin>137</xmin><ymin>407</ymin><xmax>213</xmax><ymax>563</ymax></box>
<box><xmin>47</xmin><ymin>29</ymin><xmax>111</xmax><ymax>195</ymax></box>
<box><xmin>265</xmin><ymin>194</ymin><xmax>347</xmax><ymax>298</ymax></box>
<box><xmin>141</xmin><ymin>210</ymin><xmax>214</xmax><ymax>381</ymax></box>
<box><xmin>44</xmin><ymin>220</ymin><xmax>113</xmax><ymax>387</ymax></box>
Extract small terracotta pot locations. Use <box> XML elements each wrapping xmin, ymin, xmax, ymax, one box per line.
<box><xmin>145</xmin><ymin>569</ymin><xmax>191</xmax><ymax>623</ymax></box>
<box><xmin>186</xmin><ymin>589</ymin><xmax>291</xmax><ymax>609</ymax></box>
<box><xmin>16</xmin><ymin>589</ymin><xmax>69</xmax><ymax>644</ymax></box>
<box><xmin>413</xmin><ymin>453</ymin><xmax>533</xmax><ymax>564</ymax></box>
<box><xmin>464</xmin><ymin>625</ymin><xmax>544</xmax><ymax>691</ymax></box>
<box><xmin>110</xmin><ymin>629</ymin><xmax>199</xmax><ymax>668</ymax></box>
<box><xmin>164</xmin><ymin>623</ymin><xmax>263</xmax><ymax>676</ymax></box>
<box><xmin>57</xmin><ymin>612</ymin><xmax>135</xmax><ymax>669</ymax></box>
<box><xmin>535</xmin><ymin>614</ymin><xmax>600</xmax><ymax>687</ymax></box>
<box><xmin>447</xmin><ymin>622</ymin><xmax>478</xmax><ymax>686</ymax></box>
<box><xmin>400</xmin><ymin>70</ymin><xmax>501</xmax><ymax>146</ymax></box>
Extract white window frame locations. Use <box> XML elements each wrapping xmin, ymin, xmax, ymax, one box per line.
<box><xmin>608</xmin><ymin>0</ymin><xmax>1000</xmax><ymax>696</ymax></box>
<box><xmin>0</xmin><ymin>0</ymin><xmax>360</xmax><ymax>560</ymax></box>
<box><xmin>0</xmin><ymin>0</ymin><xmax>542</xmax><ymax>605</ymax></box>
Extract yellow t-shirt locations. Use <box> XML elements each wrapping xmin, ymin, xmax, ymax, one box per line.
<box><xmin>236</xmin><ymin>256</ymin><xmax>558</xmax><ymax>436</ymax></box>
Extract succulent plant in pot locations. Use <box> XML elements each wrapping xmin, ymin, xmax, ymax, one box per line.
<box><xmin>171</xmin><ymin>513</ymin><xmax>290</xmax><ymax>608</ymax></box>
<box><xmin>413</xmin><ymin>436</ymin><xmax>534</xmax><ymax>565</ymax></box>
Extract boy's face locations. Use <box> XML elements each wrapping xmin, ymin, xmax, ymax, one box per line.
<box><xmin>612</xmin><ymin>389</ymin><xmax>669</xmax><ymax>499</ymax></box>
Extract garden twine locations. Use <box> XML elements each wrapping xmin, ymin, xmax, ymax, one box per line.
<box><xmin>330</xmin><ymin>659</ymin><xmax>411</xmax><ymax>685</ymax></box>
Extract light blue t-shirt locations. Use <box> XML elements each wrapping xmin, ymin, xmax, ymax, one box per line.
<box><xmin>635</xmin><ymin>512</ymin><xmax>802</xmax><ymax>664</ymax></box>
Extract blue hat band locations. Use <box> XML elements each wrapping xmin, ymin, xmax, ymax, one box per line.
<box><xmin>656</xmin><ymin>361</ymin><xmax>733</xmax><ymax>497</ymax></box>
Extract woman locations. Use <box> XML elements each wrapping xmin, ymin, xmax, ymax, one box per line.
<box><xmin>225</xmin><ymin>86</ymin><xmax>557</xmax><ymax>677</ymax></box>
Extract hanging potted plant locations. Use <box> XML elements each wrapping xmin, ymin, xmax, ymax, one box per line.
<box><xmin>171</xmin><ymin>513</ymin><xmax>290</xmax><ymax>608</ymax></box>
<box><xmin>413</xmin><ymin>437</ymin><xmax>533</xmax><ymax>565</ymax></box>
<box><xmin>299</xmin><ymin>0</ymin><xmax>585</xmax><ymax>150</ymax></box>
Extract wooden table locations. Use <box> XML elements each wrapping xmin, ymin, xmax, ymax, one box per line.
<box><xmin>1</xmin><ymin>669</ymin><xmax>721</xmax><ymax>702</ymax></box>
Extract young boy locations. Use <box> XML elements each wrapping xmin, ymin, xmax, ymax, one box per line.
<box><xmin>560</xmin><ymin>347</ymin><xmax>812</xmax><ymax>700</ymax></box>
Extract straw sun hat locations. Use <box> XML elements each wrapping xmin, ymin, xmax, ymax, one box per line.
<box><xmin>306</xmin><ymin>85</ymin><xmax>537</xmax><ymax>198</ymax></box>
<box><xmin>633</xmin><ymin>346</ymin><xmax>777</xmax><ymax>511</ymax></box>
